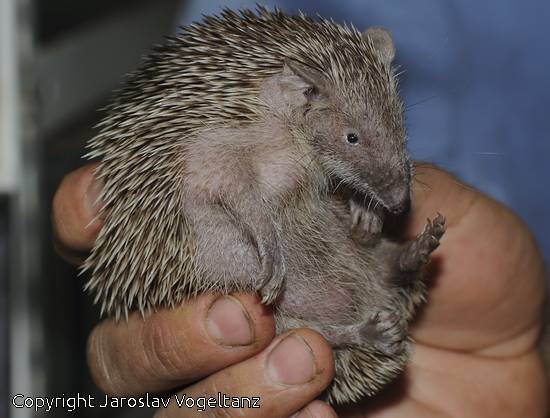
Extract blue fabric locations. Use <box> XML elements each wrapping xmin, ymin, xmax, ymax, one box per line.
<box><xmin>180</xmin><ymin>1</ymin><xmax>550</xmax><ymax>267</ymax></box>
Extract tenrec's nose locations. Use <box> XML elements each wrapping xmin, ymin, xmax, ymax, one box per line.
<box><xmin>389</xmin><ymin>186</ymin><xmax>411</xmax><ymax>215</ymax></box>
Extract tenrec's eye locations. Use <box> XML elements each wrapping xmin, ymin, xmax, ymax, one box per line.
<box><xmin>304</xmin><ymin>87</ymin><xmax>315</xmax><ymax>97</ymax></box>
<box><xmin>346</xmin><ymin>133</ymin><xmax>359</xmax><ymax>144</ymax></box>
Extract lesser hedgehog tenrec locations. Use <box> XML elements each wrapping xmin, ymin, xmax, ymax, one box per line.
<box><xmin>83</xmin><ymin>7</ymin><xmax>446</xmax><ymax>404</ymax></box>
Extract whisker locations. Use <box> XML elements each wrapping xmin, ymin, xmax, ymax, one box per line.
<box><xmin>472</xmin><ymin>151</ymin><xmax>504</xmax><ymax>156</ymax></box>
<box><xmin>366</xmin><ymin>195</ymin><xmax>373</xmax><ymax>212</ymax></box>
<box><xmin>405</xmin><ymin>94</ymin><xmax>440</xmax><ymax>111</ymax></box>
<box><xmin>333</xmin><ymin>178</ymin><xmax>347</xmax><ymax>193</ymax></box>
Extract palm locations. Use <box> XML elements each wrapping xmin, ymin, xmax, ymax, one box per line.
<box><xmin>337</xmin><ymin>166</ymin><xmax>548</xmax><ymax>417</ymax></box>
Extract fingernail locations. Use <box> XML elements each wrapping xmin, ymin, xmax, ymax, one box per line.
<box><xmin>267</xmin><ymin>334</ymin><xmax>316</xmax><ymax>386</ymax></box>
<box><xmin>206</xmin><ymin>296</ymin><xmax>254</xmax><ymax>346</ymax></box>
<box><xmin>84</xmin><ymin>176</ymin><xmax>103</xmax><ymax>218</ymax></box>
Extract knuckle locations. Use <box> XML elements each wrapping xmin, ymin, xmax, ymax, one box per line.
<box><xmin>201</xmin><ymin>380</ymin><xmax>247</xmax><ymax>418</ymax></box>
<box><xmin>52</xmin><ymin>179</ymin><xmax>84</xmax><ymax>247</ymax></box>
<box><xmin>86</xmin><ymin>325</ymin><xmax>123</xmax><ymax>395</ymax></box>
<box><xmin>51</xmin><ymin>180</ymin><xmax>73</xmax><ymax>243</ymax></box>
<box><xmin>299</xmin><ymin>400</ymin><xmax>338</xmax><ymax>418</ymax></box>
<box><xmin>153</xmin><ymin>407</ymin><xmax>173</xmax><ymax>418</ymax></box>
<box><xmin>52</xmin><ymin>164</ymin><xmax>101</xmax><ymax>251</ymax></box>
<box><xmin>140</xmin><ymin>315</ymin><xmax>191</xmax><ymax>381</ymax></box>
<box><xmin>51</xmin><ymin>182</ymin><xmax>64</xmax><ymax>223</ymax></box>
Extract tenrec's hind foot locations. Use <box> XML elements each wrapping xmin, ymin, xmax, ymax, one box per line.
<box><xmin>360</xmin><ymin>311</ymin><xmax>408</xmax><ymax>356</ymax></box>
<box><xmin>255</xmin><ymin>237</ymin><xmax>286</xmax><ymax>305</ymax></box>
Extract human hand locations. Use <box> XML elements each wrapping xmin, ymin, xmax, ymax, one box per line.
<box><xmin>52</xmin><ymin>164</ymin><xmax>338</xmax><ymax>418</ymax></box>
<box><xmin>52</xmin><ymin>163</ymin><xmax>549</xmax><ymax>418</ymax></box>
<box><xmin>337</xmin><ymin>164</ymin><xmax>549</xmax><ymax>418</ymax></box>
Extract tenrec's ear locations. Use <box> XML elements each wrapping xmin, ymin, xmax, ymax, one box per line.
<box><xmin>259</xmin><ymin>61</ymin><xmax>330</xmax><ymax>110</ymax></box>
<box><xmin>285</xmin><ymin>60</ymin><xmax>330</xmax><ymax>95</ymax></box>
<box><xmin>363</xmin><ymin>27</ymin><xmax>395</xmax><ymax>65</ymax></box>
<box><xmin>258</xmin><ymin>66</ymin><xmax>310</xmax><ymax>109</ymax></box>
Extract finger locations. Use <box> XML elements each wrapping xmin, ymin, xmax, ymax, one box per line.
<box><xmin>156</xmin><ymin>329</ymin><xmax>334</xmax><ymax>418</ymax></box>
<box><xmin>347</xmin><ymin>345</ymin><xmax>548</xmax><ymax>418</ymax></box>
<box><xmin>52</xmin><ymin>163</ymin><xmax>102</xmax><ymax>264</ymax></box>
<box><xmin>87</xmin><ymin>293</ymin><xmax>275</xmax><ymax>395</ymax></box>
<box><xmin>292</xmin><ymin>400</ymin><xmax>338</xmax><ymax>418</ymax></box>
<box><xmin>406</xmin><ymin>162</ymin><xmax>480</xmax><ymax>237</ymax></box>
<box><xmin>408</xmin><ymin>164</ymin><xmax>546</xmax><ymax>354</ymax></box>
<box><xmin>407</xmin><ymin>344</ymin><xmax>548</xmax><ymax>418</ymax></box>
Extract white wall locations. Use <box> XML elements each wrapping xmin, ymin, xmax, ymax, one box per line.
<box><xmin>0</xmin><ymin>0</ymin><xmax>19</xmax><ymax>194</ymax></box>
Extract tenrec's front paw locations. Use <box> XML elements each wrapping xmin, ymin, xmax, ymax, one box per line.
<box><xmin>350</xmin><ymin>200</ymin><xmax>384</xmax><ymax>243</ymax></box>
